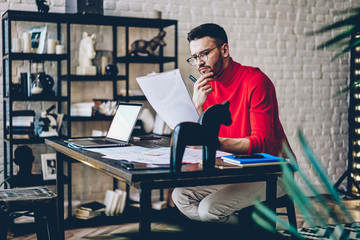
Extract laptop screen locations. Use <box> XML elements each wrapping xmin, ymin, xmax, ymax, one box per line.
<box><xmin>106</xmin><ymin>103</ymin><xmax>142</xmax><ymax>142</ymax></box>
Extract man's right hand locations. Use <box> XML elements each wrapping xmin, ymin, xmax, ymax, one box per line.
<box><xmin>192</xmin><ymin>72</ymin><xmax>215</xmax><ymax>115</ymax></box>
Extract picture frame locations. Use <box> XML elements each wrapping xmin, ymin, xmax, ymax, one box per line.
<box><xmin>28</xmin><ymin>26</ymin><xmax>47</xmax><ymax>54</ymax></box>
<box><xmin>41</xmin><ymin>153</ymin><xmax>56</xmax><ymax>180</ymax></box>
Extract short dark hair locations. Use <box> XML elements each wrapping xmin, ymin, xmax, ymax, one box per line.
<box><xmin>187</xmin><ymin>23</ymin><xmax>228</xmax><ymax>45</ymax></box>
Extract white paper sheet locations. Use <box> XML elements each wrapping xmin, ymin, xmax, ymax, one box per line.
<box><xmin>87</xmin><ymin>146</ymin><xmax>230</xmax><ymax>165</ymax></box>
<box><xmin>136</xmin><ymin>69</ymin><xmax>199</xmax><ymax>129</ymax></box>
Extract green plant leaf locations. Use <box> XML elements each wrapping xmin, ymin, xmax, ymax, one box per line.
<box><xmin>283</xmin><ymin>144</ymin><xmax>346</xmax><ymax>231</ymax></box>
<box><xmin>332</xmin><ymin>37</ymin><xmax>360</xmax><ymax>60</ymax></box>
<box><xmin>316</xmin><ymin>27</ymin><xmax>354</xmax><ymax>50</ymax></box>
<box><xmin>309</xmin><ymin>14</ymin><xmax>360</xmax><ymax>35</ymax></box>
<box><xmin>281</xmin><ymin>163</ymin><xmax>327</xmax><ymax>227</ymax></box>
<box><xmin>297</xmin><ymin>129</ymin><xmax>354</xmax><ymax>223</ymax></box>
<box><xmin>252</xmin><ymin>200</ymin><xmax>304</xmax><ymax>239</ymax></box>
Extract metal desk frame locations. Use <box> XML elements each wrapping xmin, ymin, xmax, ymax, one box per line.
<box><xmin>45</xmin><ymin>138</ymin><xmax>283</xmax><ymax>239</ymax></box>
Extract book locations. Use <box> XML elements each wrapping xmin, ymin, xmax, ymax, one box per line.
<box><xmin>221</xmin><ymin>153</ymin><xmax>286</xmax><ymax>165</ymax></box>
<box><xmin>115</xmin><ymin>189</ymin><xmax>127</xmax><ymax>215</ymax></box>
<box><xmin>12</xmin><ymin>110</ymin><xmax>36</xmax><ymax>116</ymax></box>
<box><xmin>103</xmin><ymin>189</ymin><xmax>127</xmax><ymax>216</ymax></box>
<box><xmin>104</xmin><ymin>189</ymin><xmax>116</xmax><ymax>216</ymax></box>
<box><xmin>75</xmin><ymin>201</ymin><xmax>105</xmax><ymax>220</ymax></box>
<box><xmin>75</xmin><ymin>208</ymin><xmax>104</xmax><ymax>220</ymax></box>
<box><xmin>78</xmin><ymin>201</ymin><xmax>105</xmax><ymax>212</ymax></box>
<box><xmin>108</xmin><ymin>191</ymin><xmax>120</xmax><ymax>216</ymax></box>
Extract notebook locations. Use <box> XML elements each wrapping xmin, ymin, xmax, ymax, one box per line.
<box><xmin>65</xmin><ymin>102</ymin><xmax>142</xmax><ymax>148</ymax></box>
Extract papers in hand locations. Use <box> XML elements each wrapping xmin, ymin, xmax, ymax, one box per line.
<box><xmin>221</xmin><ymin>153</ymin><xmax>286</xmax><ymax>166</ymax></box>
<box><xmin>136</xmin><ymin>69</ymin><xmax>199</xmax><ymax>129</ymax></box>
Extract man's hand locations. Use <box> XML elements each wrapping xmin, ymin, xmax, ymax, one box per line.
<box><xmin>218</xmin><ymin>137</ymin><xmax>250</xmax><ymax>154</ymax></box>
<box><xmin>192</xmin><ymin>72</ymin><xmax>215</xmax><ymax>115</ymax></box>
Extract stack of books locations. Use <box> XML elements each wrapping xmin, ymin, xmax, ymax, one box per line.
<box><xmin>75</xmin><ymin>201</ymin><xmax>105</xmax><ymax>220</ymax></box>
<box><xmin>104</xmin><ymin>189</ymin><xmax>127</xmax><ymax>216</ymax></box>
<box><xmin>7</xmin><ymin>110</ymin><xmax>35</xmax><ymax>139</ymax></box>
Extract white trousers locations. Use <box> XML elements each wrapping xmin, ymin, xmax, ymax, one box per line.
<box><xmin>172</xmin><ymin>180</ymin><xmax>286</xmax><ymax>224</ymax></box>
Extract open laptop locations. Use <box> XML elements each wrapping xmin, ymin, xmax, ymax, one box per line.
<box><xmin>65</xmin><ymin>102</ymin><xmax>142</xmax><ymax>148</ymax></box>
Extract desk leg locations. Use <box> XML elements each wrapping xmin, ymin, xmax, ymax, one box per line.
<box><xmin>139</xmin><ymin>183</ymin><xmax>151</xmax><ymax>234</ymax></box>
<box><xmin>266</xmin><ymin>176</ymin><xmax>277</xmax><ymax>229</ymax></box>
<box><xmin>67</xmin><ymin>160</ymin><xmax>72</xmax><ymax>221</ymax></box>
<box><xmin>56</xmin><ymin>152</ymin><xmax>65</xmax><ymax>240</ymax></box>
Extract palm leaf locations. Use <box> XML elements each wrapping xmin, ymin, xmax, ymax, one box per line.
<box><xmin>297</xmin><ymin>129</ymin><xmax>354</xmax><ymax>223</ymax></box>
<box><xmin>284</xmin><ymin>144</ymin><xmax>345</xmax><ymax>225</ymax></box>
<box><xmin>332</xmin><ymin>37</ymin><xmax>360</xmax><ymax>59</ymax></box>
<box><xmin>310</xmin><ymin>6</ymin><xmax>360</xmax><ymax>62</ymax></box>
<box><xmin>252</xmin><ymin>199</ymin><xmax>304</xmax><ymax>239</ymax></box>
<box><xmin>281</xmin><ymin>162</ymin><xmax>328</xmax><ymax>227</ymax></box>
<box><xmin>316</xmin><ymin>26</ymin><xmax>354</xmax><ymax>50</ymax></box>
<box><xmin>310</xmin><ymin>14</ymin><xmax>360</xmax><ymax>35</ymax></box>
<box><xmin>333</xmin><ymin>80</ymin><xmax>360</xmax><ymax>97</ymax></box>
<box><xmin>252</xmin><ymin>130</ymin><xmax>357</xmax><ymax>239</ymax></box>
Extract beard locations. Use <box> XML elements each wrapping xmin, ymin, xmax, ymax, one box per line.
<box><xmin>198</xmin><ymin>54</ymin><xmax>224</xmax><ymax>78</ymax></box>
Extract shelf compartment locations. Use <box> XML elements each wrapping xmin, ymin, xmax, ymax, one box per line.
<box><xmin>5</xmin><ymin>96</ymin><xmax>68</xmax><ymax>101</ymax></box>
<box><xmin>117</xmin><ymin>56</ymin><xmax>176</xmax><ymax>64</ymax></box>
<box><xmin>117</xmin><ymin>95</ymin><xmax>147</xmax><ymax>101</ymax></box>
<box><xmin>66</xmin><ymin>75</ymin><xmax>127</xmax><ymax>81</ymax></box>
<box><xmin>69</xmin><ymin>115</ymin><xmax>114</xmax><ymax>121</ymax></box>
<box><xmin>3</xmin><ymin>52</ymin><xmax>68</xmax><ymax>61</ymax></box>
<box><xmin>3</xmin><ymin>10</ymin><xmax>177</xmax><ymax>28</ymax></box>
<box><xmin>4</xmin><ymin>137</ymin><xmax>45</xmax><ymax>144</ymax></box>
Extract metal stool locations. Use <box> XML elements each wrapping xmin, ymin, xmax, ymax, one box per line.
<box><xmin>0</xmin><ymin>187</ymin><xmax>59</xmax><ymax>240</ymax></box>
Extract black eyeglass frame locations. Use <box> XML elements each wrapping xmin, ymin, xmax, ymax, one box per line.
<box><xmin>186</xmin><ymin>44</ymin><xmax>223</xmax><ymax>66</ymax></box>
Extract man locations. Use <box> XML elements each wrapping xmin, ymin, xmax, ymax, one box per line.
<box><xmin>172</xmin><ymin>23</ymin><xmax>293</xmax><ymax>225</ymax></box>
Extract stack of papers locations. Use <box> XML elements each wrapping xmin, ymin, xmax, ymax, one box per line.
<box><xmin>87</xmin><ymin>146</ymin><xmax>229</xmax><ymax>165</ymax></box>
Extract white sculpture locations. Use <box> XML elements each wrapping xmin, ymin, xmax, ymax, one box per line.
<box><xmin>76</xmin><ymin>32</ymin><xmax>97</xmax><ymax>75</ymax></box>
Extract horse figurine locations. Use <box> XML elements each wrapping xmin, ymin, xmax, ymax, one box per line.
<box><xmin>129</xmin><ymin>30</ymin><xmax>166</xmax><ymax>56</ymax></box>
<box><xmin>36</xmin><ymin>0</ymin><xmax>49</xmax><ymax>13</ymax></box>
<box><xmin>76</xmin><ymin>32</ymin><xmax>97</xmax><ymax>75</ymax></box>
<box><xmin>170</xmin><ymin>101</ymin><xmax>232</xmax><ymax>172</ymax></box>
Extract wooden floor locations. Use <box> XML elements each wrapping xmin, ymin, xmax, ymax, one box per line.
<box><xmin>6</xmin><ymin>196</ymin><xmax>360</xmax><ymax>240</ymax></box>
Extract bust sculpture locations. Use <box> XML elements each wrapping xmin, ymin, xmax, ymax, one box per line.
<box><xmin>76</xmin><ymin>32</ymin><xmax>97</xmax><ymax>75</ymax></box>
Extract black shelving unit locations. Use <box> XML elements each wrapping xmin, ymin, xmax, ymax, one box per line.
<box><xmin>2</xmin><ymin>10</ymin><xmax>178</xmax><ymax>189</ymax></box>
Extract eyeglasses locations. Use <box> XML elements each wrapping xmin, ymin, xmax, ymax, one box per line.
<box><xmin>186</xmin><ymin>44</ymin><xmax>222</xmax><ymax>66</ymax></box>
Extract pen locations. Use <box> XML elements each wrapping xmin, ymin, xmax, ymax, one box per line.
<box><xmin>189</xmin><ymin>75</ymin><xmax>197</xmax><ymax>83</ymax></box>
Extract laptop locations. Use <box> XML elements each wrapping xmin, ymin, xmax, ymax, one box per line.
<box><xmin>65</xmin><ymin>102</ymin><xmax>142</xmax><ymax>148</ymax></box>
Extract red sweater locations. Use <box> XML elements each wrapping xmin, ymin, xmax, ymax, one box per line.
<box><xmin>203</xmin><ymin>59</ymin><xmax>291</xmax><ymax>156</ymax></box>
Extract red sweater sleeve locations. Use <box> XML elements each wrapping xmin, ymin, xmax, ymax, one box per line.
<box><xmin>246</xmin><ymin>72</ymin><xmax>278</xmax><ymax>154</ymax></box>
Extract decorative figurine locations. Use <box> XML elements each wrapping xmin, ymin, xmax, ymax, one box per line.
<box><xmin>129</xmin><ymin>30</ymin><xmax>166</xmax><ymax>56</ymax></box>
<box><xmin>36</xmin><ymin>0</ymin><xmax>49</xmax><ymax>13</ymax></box>
<box><xmin>12</xmin><ymin>146</ymin><xmax>38</xmax><ymax>187</ymax></box>
<box><xmin>31</xmin><ymin>72</ymin><xmax>55</xmax><ymax>96</ymax></box>
<box><xmin>170</xmin><ymin>101</ymin><xmax>232</xmax><ymax>172</ymax></box>
<box><xmin>39</xmin><ymin>105</ymin><xmax>59</xmax><ymax>137</ymax></box>
<box><xmin>76</xmin><ymin>32</ymin><xmax>97</xmax><ymax>75</ymax></box>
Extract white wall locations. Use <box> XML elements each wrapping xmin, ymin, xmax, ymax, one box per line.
<box><xmin>1</xmin><ymin>0</ymin><xmax>359</xmax><ymax>200</ymax></box>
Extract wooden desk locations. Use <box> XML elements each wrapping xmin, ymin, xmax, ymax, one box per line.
<box><xmin>45</xmin><ymin>137</ymin><xmax>284</xmax><ymax>239</ymax></box>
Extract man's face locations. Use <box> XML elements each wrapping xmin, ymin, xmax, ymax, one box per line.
<box><xmin>189</xmin><ymin>36</ymin><xmax>224</xmax><ymax>78</ymax></box>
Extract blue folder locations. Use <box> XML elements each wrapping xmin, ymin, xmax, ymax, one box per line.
<box><xmin>221</xmin><ymin>153</ymin><xmax>285</xmax><ymax>164</ymax></box>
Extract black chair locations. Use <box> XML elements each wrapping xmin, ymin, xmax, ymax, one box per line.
<box><xmin>236</xmin><ymin>195</ymin><xmax>297</xmax><ymax>230</ymax></box>
<box><xmin>0</xmin><ymin>187</ymin><xmax>59</xmax><ymax>240</ymax></box>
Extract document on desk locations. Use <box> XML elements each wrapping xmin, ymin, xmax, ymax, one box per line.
<box><xmin>136</xmin><ymin>69</ymin><xmax>199</xmax><ymax>129</ymax></box>
<box><xmin>87</xmin><ymin>146</ymin><xmax>230</xmax><ymax>165</ymax></box>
